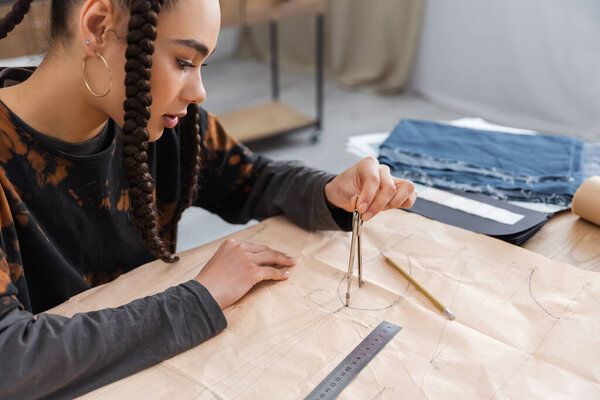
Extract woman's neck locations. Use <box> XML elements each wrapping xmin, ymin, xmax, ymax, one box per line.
<box><xmin>0</xmin><ymin>58</ymin><xmax>109</xmax><ymax>143</ymax></box>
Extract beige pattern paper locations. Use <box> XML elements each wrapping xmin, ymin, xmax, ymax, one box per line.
<box><xmin>48</xmin><ymin>211</ymin><xmax>600</xmax><ymax>399</ymax></box>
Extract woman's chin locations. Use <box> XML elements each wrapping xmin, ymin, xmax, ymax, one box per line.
<box><xmin>148</xmin><ymin>127</ymin><xmax>165</xmax><ymax>142</ymax></box>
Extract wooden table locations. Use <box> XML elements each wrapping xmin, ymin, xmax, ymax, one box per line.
<box><xmin>52</xmin><ymin>209</ymin><xmax>600</xmax><ymax>399</ymax></box>
<box><xmin>524</xmin><ymin>211</ymin><xmax>600</xmax><ymax>272</ymax></box>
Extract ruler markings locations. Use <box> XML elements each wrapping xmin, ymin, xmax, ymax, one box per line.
<box><xmin>304</xmin><ymin>321</ymin><xmax>402</xmax><ymax>400</ymax></box>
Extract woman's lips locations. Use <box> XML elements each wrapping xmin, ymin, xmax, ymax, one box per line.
<box><xmin>162</xmin><ymin>115</ymin><xmax>179</xmax><ymax>129</ymax></box>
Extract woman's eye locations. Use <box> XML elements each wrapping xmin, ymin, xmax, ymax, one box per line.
<box><xmin>177</xmin><ymin>59</ymin><xmax>196</xmax><ymax>70</ymax></box>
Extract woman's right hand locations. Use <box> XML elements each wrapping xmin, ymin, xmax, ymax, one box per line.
<box><xmin>194</xmin><ymin>239</ymin><xmax>296</xmax><ymax>309</ymax></box>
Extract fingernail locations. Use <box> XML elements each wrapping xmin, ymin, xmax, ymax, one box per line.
<box><xmin>285</xmin><ymin>270</ymin><xmax>290</xmax><ymax>276</ymax></box>
<box><xmin>363</xmin><ymin>211</ymin><xmax>373</xmax><ymax>220</ymax></box>
<box><xmin>359</xmin><ymin>202</ymin><xmax>368</xmax><ymax>213</ymax></box>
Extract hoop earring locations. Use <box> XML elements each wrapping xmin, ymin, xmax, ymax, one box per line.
<box><xmin>82</xmin><ymin>51</ymin><xmax>112</xmax><ymax>98</ymax></box>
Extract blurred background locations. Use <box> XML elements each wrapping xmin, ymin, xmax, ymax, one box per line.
<box><xmin>1</xmin><ymin>0</ymin><xmax>598</xmax><ymax>250</ymax></box>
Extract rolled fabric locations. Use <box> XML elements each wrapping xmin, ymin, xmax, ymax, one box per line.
<box><xmin>572</xmin><ymin>176</ymin><xmax>600</xmax><ymax>226</ymax></box>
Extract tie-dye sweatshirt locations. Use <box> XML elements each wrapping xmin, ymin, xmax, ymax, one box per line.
<box><xmin>0</xmin><ymin>67</ymin><xmax>350</xmax><ymax>398</ymax></box>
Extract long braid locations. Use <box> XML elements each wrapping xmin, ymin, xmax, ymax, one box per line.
<box><xmin>0</xmin><ymin>0</ymin><xmax>34</xmax><ymax>40</ymax></box>
<box><xmin>167</xmin><ymin>102</ymin><xmax>202</xmax><ymax>251</ymax></box>
<box><xmin>3</xmin><ymin>0</ymin><xmax>203</xmax><ymax>261</ymax></box>
<box><xmin>122</xmin><ymin>0</ymin><xmax>177</xmax><ymax>262</ymax></box>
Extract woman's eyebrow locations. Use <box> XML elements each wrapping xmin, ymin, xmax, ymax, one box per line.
<box><xmin>169</xmin><ymin>39</ymin><xmax>214</xmax><ymax>57</ymax></box>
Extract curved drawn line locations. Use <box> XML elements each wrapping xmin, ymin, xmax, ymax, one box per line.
<box><xmin>336</xmin><ymin>274</ymin><xmax>402</xmax><ymax>311</ymax></box>
<box><xmin>528</xmin><ymin>267</ymin><xmax>561</xmax><ymax>319</ymax></box>
<box><xmin>428</xmin><ymin>254</ymin><xmax>467</xmax><ymax>363</ymax></box>
<box><xmin>335</xmin><ymin>247</ymin><xmax>410</xmax><ymax>311</ymax></box>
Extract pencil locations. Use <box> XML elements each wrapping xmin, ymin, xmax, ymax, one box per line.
<box><xmin>381</xmin><ymin>252</ymin><xmax>455</xmax><ymax>321</ymax></box>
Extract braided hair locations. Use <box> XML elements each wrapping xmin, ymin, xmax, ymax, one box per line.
<box><xmin>0</xmin><ymin>0</ymin><xmax>33</xmax><ymax>40</ymax></box>
<box><xmin>168</xmin><ymin>102</ymin><xmax>201</xmax><ymax>250</ymax></box>
<box><xmin>1</xmin><ymin>0</ymin><xmax>203</xmax><ymax>263</ymax></box>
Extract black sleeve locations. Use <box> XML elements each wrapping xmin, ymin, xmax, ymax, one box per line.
<box><xmin>195</xmin><ymin>112</ymin><xmax>353</xmax><ymax>231</ymax></box>
<box><xmin>0</xmin><ymin>280</ymin><xmax>226</xmax><ymax>399</ymax></box>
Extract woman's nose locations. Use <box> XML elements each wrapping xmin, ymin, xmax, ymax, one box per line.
<box><xmin>183</xmin><ymin>72</ymin><xmax>206</xmax><ymax>104</ymax></box>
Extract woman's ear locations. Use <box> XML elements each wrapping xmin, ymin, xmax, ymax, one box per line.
<box><xmin>78</xmin><ymin>0</ymin><xmax>120</xmax><ymax>56</ymax></box>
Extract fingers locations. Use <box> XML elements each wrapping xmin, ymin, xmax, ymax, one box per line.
<box><xmin>257</xmin><ymin>266</ymin><xmax>293</xmax><ymax>281</ymax></box>
<box><xmin>362</xmin><ymin>164</ymin><xmax>397</xmax><ymax>221</ymax></box>
<box><xmin>253</xmin><ymin>248</ymin><xmax>296</xmax><ymax>267</ymax></box>
<box><xmin>325</xmin><ymin>157</ymin><xmax>418</xmax><ymax>217</ymax></box>
<box><xmin>246</xmin><ymin>244</ymin><xmax>295</xmax><ymax>284</ymax></box>
<box><xmin>398</xmin><ymin>181</ymin><xmax>418</xmax><ymax>209</ymax></box>
<box><xmin>237</xmin><ymin>241</ymin><xmax>270</xmax><ymax>254</ymax></box>
<box><xmin>357</xmin><ymin>157</ymin><xmax>382</xmax><ymax>214</ymax></box>
<box><xmin>382</xmin><ymin>179</ymin><xmax>417</xmax><ymax>211</ymax></box>
<box><xmin>231</xmin><ymin>241</ymin><xmax>295</xmax><ymax>266</ymax></box>
<box><xmin>355</xmin><ymin>158</ymin><xmax>417</xmax><ymax>221</ymax></box>
<box><xmin>221</xmin><ymin>239</ymin><xmax>296</xmax><ymax>269</ymax></box>
<box><xmin>198</xmin><ymin>239</ymin><xmax>297</xmax><ymax>309</ymax></box>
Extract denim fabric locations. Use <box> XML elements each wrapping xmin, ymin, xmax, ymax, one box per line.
<box><xmin>584</xmin><ymin>143</ymin><xmax>600</xmax><ymax>178</ymax></box>
<box><xmin>378</xmin><ymin>120</ymin><xmax>593</xmax><ymax>206</ymax></box>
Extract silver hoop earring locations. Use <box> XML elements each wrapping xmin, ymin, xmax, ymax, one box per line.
<box><xmin>82</xmin><ymin>51</ymin><xmax>112</xmax><ymax>98</ymax></box>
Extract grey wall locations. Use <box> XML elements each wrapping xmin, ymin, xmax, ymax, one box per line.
<box><xmin>410</xmin><ymin>0</ymin><xmax>600</xmax><ymax>139</ymax></box>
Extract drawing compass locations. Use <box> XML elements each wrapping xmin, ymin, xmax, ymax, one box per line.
<box><xmin>345</xmin><ymin>195</ymin><xmax>364</xmax><ymax>306</ymax></box>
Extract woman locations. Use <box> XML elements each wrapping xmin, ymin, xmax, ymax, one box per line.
<box><xmin>0</xmin><ymin>0</ymin><xmax>416</xmax><ymax>397</ymax></box>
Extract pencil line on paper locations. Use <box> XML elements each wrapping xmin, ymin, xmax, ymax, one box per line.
<box><xmin>528</xmin><ymin>268</ymin><xmax>560</xmax><ymax>319</ymax></box>
<box><xmin>336</xmin><ymin>273</ymin><xmax>402</xmax><ymax>311</ymax></box>
<box><xmin>369</xmin><ymin>386</ymin><xmax>391</xmax><ymax>400</ymax></box>
<box><xmin>429</xmin><ymin>256</ymin><xmax>467</xmax><ymax>364</ymax></box>
<box><xmin>533</xmin><ymin>283</ymin><xmax>587</xmax><ymax>354</ymax></box>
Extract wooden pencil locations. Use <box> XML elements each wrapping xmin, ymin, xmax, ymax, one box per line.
<box><xmin>381</xmin><ymin>252</ymin><xmax>455</xmax><ymax>321</ymax></box>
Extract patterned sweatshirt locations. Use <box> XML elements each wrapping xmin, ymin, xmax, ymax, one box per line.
<box><xmin>0</xmin><ymin>67</ymin><xmax>351</xmax><ymax>398</ymax></box>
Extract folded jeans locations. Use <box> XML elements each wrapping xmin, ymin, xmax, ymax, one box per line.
<box><xmin>378</xmin><ymin>119</ymin><xmax>595</xmax><ymax>206</ymax></box>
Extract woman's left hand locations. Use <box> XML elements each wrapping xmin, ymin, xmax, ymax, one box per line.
<box><xmin>324</xmin><ymin>157</ymin><xmax>417</xmax><ymax>221</ymax></box>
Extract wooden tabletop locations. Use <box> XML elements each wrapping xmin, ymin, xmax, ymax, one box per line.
<box><xmin>57</xmin><ymin>211</ymin><xmax>600</xmax><ymax>399</ymax></box>
<box><xmin>523</xmin><ymin>211</ymin><xmax>600</xmax><ymax>272</ymax></box>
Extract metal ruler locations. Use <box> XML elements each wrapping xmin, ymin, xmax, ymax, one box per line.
<box><xmin>304</xmin><ymin>321</ymin><xmax>402</xmax><ymax>400</ymax></box>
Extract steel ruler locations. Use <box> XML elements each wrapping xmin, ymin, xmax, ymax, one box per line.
<box><xmin>304</xmin><ymin>321</ymin><xmax>402</xmax><ymax>400</ymax></box>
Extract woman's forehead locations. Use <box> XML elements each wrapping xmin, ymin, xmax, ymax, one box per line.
<box><xmin>157</xmin><ymin>0</ymin><xmax>221</xmax><ymax>50</ymax></box>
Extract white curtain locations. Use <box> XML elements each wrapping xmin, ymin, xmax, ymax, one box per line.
<box><xmin>410</xmin><ymin>0</ymin><xmax>600</xmax><ymax>139</ymax></box>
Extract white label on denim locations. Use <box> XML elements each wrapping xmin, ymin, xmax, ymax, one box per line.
<box><xmin>419</xmin><ymin>187</ymin><xmax>525</xmax><ymax>225</ymax></box>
